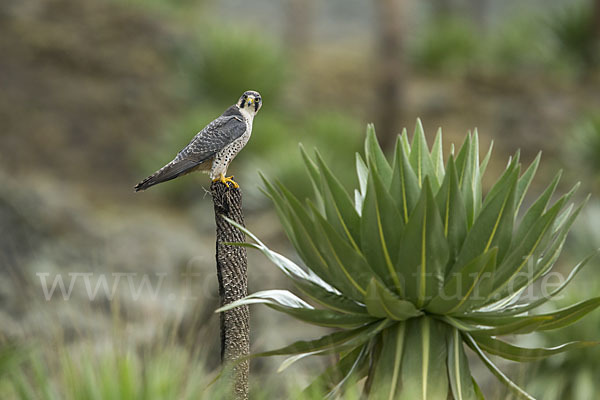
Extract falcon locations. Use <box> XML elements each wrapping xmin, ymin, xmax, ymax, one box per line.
<box><xmin>134</xmin><ymin>90</ymin><xmax>262</xmax><ymax>191</ymax></box>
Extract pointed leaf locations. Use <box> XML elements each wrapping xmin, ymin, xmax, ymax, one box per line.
<box><xmin>435</xmin><ymin>157</ymin><xmax>468</xmax><ymax>268</ymax></box>
<box><xmin>294</xmin><ymin>279</ymin><xmax>367</xmax><ymax>315</ymax></box>
<box><xmin>365</xmin><ymin>124</ymin><xmax>392</xmax><ymax>186</ymax></box>
<box><xmin>299</xmin><ymin>144</ymin><xmax>325</xmax><ymax>213</ymax></box>
<box><xmin>409</xmin><ymin>119</ymin><xmax>438</xmax><ymax>190</ymax></box>
<box><xmin>365</xmin><ymin>279</ymin><xmax>423</xmax><ymax>321</ymax></box>
<box><xmin>315</xmin><ymin>151</ymin><xmax>362</xmax><ymax>250</ymax></box>
<box><xmin>452</xmin><ymin>167</ymin><xmax>518</xmax><ymax>273</ymax></box>
<box><xmin>399</xmin><ymin>317</ymin><xmax>449</xmax><ymax>400</ymax></box>
<box><xmin>479</xmin><ymin>141</ymin><xmax>493</xmax><ymax>178</ymax></box>
<box><xmin>462</xmin><ymin>297</ymin><xmax>600</xmax><ymax>331</ymax></box>
<box><xmin>267</xmin><ymin>305</ymin><xmax>377</xmax><ymax>329</ymax></box>
<box><xmin>397</xmin><ymin>178</ymin><xmax>449</xmax><ymax>308</ymax></box>
<box><xmin>309</xmin><ymin>202</ymin><xmax>378</xmax><ymax>296</ymax></box>
<box><xmin>431</xmin><ymin>127</ymin><xmax>445</xmax><ymax>182</ymax></box>
<box><xmin>390</xmin><ymin>136</ymin><xmax>421</xmax><ymax>223</ymax></box>
<box><xmin>491</xmin><ymin>190</ymin><xmax>573</xmax><ymax>298</ymax></box>
<box><xmin>426</xmin><ymin>248</ymin><xmax>497</xmax><ymax>315</ymax></box>
<box><xmin>253</xmin><ymin>320</ymin><xmax>388</xmax><ymax>359</ymax></box>
<box><xmin>369</xmin><ymin>323</ymin><xmax>406</xmax><ymax>399</ymax></box>
<box><xmin>470</xmin><ymin>333</ymin><xmax>600</xmax><ymax>362</ymax></box>
<box><xmin>303</xmin><ymin>345</ymin><xmax>369</xmax><ymax>398</ymax></box>
<box><xmin>216</xmin><ymin>289</ymin><xmax>312</xmax><ymax>312</ymax></box>
<box><xmin>223</xmin><ymin>216</ymin><xmax>335</xmax><ymax>293</ymax></box>
<box><xmin>513</xmin><ymin>171</ymin><xmax>562</xmax><ymax>246</ymax></box>
<box><xmin>361</xmin><ymin>168</ymin><xmax>404</xmax><ymax>295</ymax></box>
<box><xmin>498</xmin><ymin>252</ymin><xmax>597</xmax><ymax>316</ymax></box>
<box><xmin>356</xmin><ymin>153</ymin><xmax>368</xmax><ymax>196</ymax></box>
<box><xmin>447</xmin><ymin>328</ymin><xmax>478</xmax><ymax>400</ymax></box>
<box><xmin>463</xmin><ymin>334</ymin><xmax>536</xmax><ymax>400</ymax></box>
<box><xmin>515</xmin><ymin>152</ymin><xmax>541</xmax><ymax>214</ymax></box>
<box><xmin>276</xmin><ymin>182</ymin><xmax>364</xmax><ymax>299</ymax></box>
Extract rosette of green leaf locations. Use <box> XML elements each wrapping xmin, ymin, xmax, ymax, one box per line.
<box><xmin>219</xmin><ymin>120</ymin><xmax>600</xmax><ymax>399</ymax></box>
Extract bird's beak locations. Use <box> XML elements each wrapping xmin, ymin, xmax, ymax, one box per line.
<box><xmin>247</xmin><ymin>97</ymin><xmax>255</xmax><ymax>107</ymax></box>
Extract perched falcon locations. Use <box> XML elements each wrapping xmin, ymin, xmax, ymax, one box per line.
<box><xmin>134</xmin><ymin>90</ymin><xmax>262</xmax><ymax>191</ymax></box>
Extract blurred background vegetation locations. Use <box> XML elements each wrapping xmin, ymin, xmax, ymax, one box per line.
<box><xmin>1</xmin><ymin>0</ymin><xmax>599</xmax><ymax>398</ymax></box>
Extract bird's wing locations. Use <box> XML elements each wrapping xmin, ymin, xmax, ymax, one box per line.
<box><xmin>134</xmin><ymin>114</ymin><xmax>246</xmax><ymax>191</ymax></box>
<box><xmin>175</xmin><ymin>114</ymin><xmax>246</xmax><ymax>164</ymax></box>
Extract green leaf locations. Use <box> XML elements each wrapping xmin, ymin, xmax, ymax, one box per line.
<box><xmin>482</xmin><ymin>151</ymin><xmax>520</xmax><ymax>208</ymax></box>
<box><xmin>454</xmin><ymin>134</ymin><xmax>471</xmax><ymax>184</ymax></box>
<box><xmin>462</xmin><ymin>297</ymin><xmax>600</xmax><ymax>331</ymax></box>
<box><xmin>490</xmin><ymin>190</ymin><xmax>573</xmax><ymax>298</ymax></box>
<box><xmin>267</xmin><ymin>305</ymin><xmax>377</xmax><ymax>329</ymax></box>
<box><xmin>216</xmin><ymin>289</ymin><xmax>312</xmax><ymax>312</ymax></box>
<box><xmin>275</xmin><ymin>182</ymin><xmax>364</xmax><ymax>299</ymax></box>
<box><xmin>498</xmin><ymin>251</ymin><xmax>597</xmax><ymax>316</ymax></box>
<box><xmin>470</xmin><ymin>130</ymin><xmax>483</xmax><ymax>219</ymax></box>
<box><xmin>431</xmin><ymin>127</ymin><xmax>445</xmax><ymax>182</ymax></box>
<box><xmin>299</xmin><ymin>144</ymin><xmax>325</xmax><ymax>213</ymax></box>
<box><xmin>470</xmin><ymin>333</ymin><xmax>600</xmax><ymax>362</ymax></box>
<box><xmin>400</xmin><ymin>127</ymin><xmax>411</xmax><ymax>155</ymax></box>
<box><xmin>365</xmin><ymin>279</ymin><xmax>423</xmax><ymax>321</ymax></box>
<box><xmin>537</xmin><ymin>297</ymin><xmax>600</xmax><ymax>331</ymax></box>
<box><xmin>452</xmin><ymin>166</ymin><xmax>518</xmax><ymax>273</ymax></box>
<box><xmin>315</xmin><ymin>151</ymin><xmax>362</xmax><ymax>250</ymax></box>
<box><xmin>309</xmin><ymin>202</ymin><xmax>378</xmax><ymax>296</ymax></box>
<box><xmin>435</xmin><ymin>157</ymin><xmax>468</xmax><ymax>268</ymax></box>
<box><xmin>467</xmin><ymin>315</ymin><xmax>551</xmax><ymax>336</ymax></box>
<box><xmin>369</xmin><ymin>158</ymin><xmax>406</xmax><ymax>256</ymax></box>
<box><xmin>397</xmin><ymin>178</ymin><xmax>449</xmax><ymax>308</ymax></box>
<box><xmin>490</xmin><ymin>195</ymin><xmax>587</xmax><ymax>303</ymax></box>
<box><xmin>356</xmin><ymin>153</ymin><xmax>369</xmax><ymax>196</ymax></box>
<box><xmin>472</xmin><ymin>378</ymin><xmax>485</xmax><ymax>400</ymax></box>
<box><xmin>515</xmin><ymin>152</ymin><xmax>541</xmax><ymax>215</ymax></box>
<box><xmin>399</xmin><ymin>317</ymin><xmax>449</xmax><ymax>400</ymax></box>
<box><xmin>513</xmin><ymin>171</ymin><xmax>562</xmax><ymax>247</ymax></box>
<box><xmin>447</xmin><ymin>328</ymin><xmax>478</xmax><ymax>400</ymax></box>
<box><xmin>369</xmin><ymin>323</ymin><xmax>406</xmax><ymax>399</ymax></box>
<box><xmin>365</xmin><ymin>124</ymin><xmax>392</xmax><ymax>186</ymax></box>
<box><xmin>223</xmin><ymin>216</ymin><xmax>369</xmax><ymax>316</ymax></box>
<box><xmin>390</xmin><ymin>135</ymin><xmax>421</xmax><ymax>224</ymax></box>
<box><xmin>463</xmin><ymin>334</ymin><xmax>535</xmax><ymax>400</ymax></box>
<box><xmin>261</xmin><ymin>176</ymin><xmax>327</xmax><ymax>274</ymax></box>
<box><xmin>409</xmin><ymin>119</ymin><xmax>438</xmax><ymax>190</ymax></box>
<box><xmin>361</xmin><ymin>168</ymin><xmax>404</xmax><ymax>296</ymax></box>
<box><xmin>355</xmin><ymin>153</ymin><xmax>369</xmax><ymax>213</ymax></box>
<box><xmin>252</xmin><ymin>320</ymin><xmax>388</xmax><ymax>359</ymax></box>
<box><xmin>303</xmin><ymin>345</ymin><xmax>369</xmax><ymax>398</ymax></box>
<box><xmin>260</xmin><ymin>173</ymin><xmax>300</xmax><ymax>250</ymax></box>
<box><xmin>426</xmin><ymin>248</ymin><xmax>497</xmax><ymax>315</ymax></box>
<box><xmin>454</xmin><ymin>133</ymin><xmax>479</xmax><ymax>226</ymax></box>
<box><xmin>479</xmin><ymin>141</ymin><xmax>494</xmax><ymax>178</ymax></box>
<box><xmin>293</xmin><ymin>279</ymin><xmax>367</xmax><ymax>315</ymax></box>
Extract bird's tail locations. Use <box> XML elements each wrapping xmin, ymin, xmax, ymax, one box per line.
<box><xmin>134</xmin><ymin>159</ymin><xmax>200</xmax><ymax>192</ymax></box>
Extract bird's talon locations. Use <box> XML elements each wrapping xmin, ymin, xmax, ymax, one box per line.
<box><xmin>214</xmin><ymin>175</ymin><xmax>239</xmax><ymax>189</ymax></box>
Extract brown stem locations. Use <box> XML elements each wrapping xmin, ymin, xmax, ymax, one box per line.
<box><xmin>211</xmin><ymin>181</ymin><xmax>249</xmax><ymax>400</ymax></box>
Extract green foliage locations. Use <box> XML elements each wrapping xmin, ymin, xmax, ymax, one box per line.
<box><xmin>410</xmin><ymin>18</ymin><xmax>479</xmax><ymax>74</ymax></box>
<box><xmin>182</xmin><ymin>28</ymin><xmax>288</xmax><ymax>105</ymax></box>
<box><xmin>568</xmin><ymin>113</ymin><xmax>600</xmax><ymax>175</ymax></box>
<box><xmin>0</xmin><ymin>345</ymin><xmax>227</xmax><ymax>400</ymax></box>
<box><xmin>547</xmin><ymin>2</ymin><xmax>600</xmax><ymax>74</ymax></box>
<box><xmin>222</xmin><ymin>121</ymin><xmax>600</xmax><ymax>399</ymax></box>
<box><xmin>482</xmin><ymin>18</ymin><xmax>550</xmax><ymax>75</ymax></box>
<box><xmin>521</xmin><ymin>205</ymin><xmax>600</xmax><ymax>400</ymax></box>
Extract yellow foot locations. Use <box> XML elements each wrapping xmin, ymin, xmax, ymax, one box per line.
<box><xmin>213</xmin><ymin>175</ymin><xmax>239</xmax><ymax>189</ymax></box>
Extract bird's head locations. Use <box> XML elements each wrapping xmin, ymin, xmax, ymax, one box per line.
<box><xmin>238</xmin><ymin>90</ymin><xmax>262</xmax><ymax>114</ymax></box>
